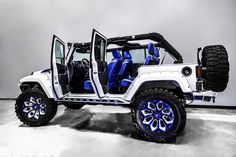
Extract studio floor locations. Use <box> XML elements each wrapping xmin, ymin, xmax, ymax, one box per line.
<box><xmin>0</xmin><ymin>100</ymin><xmax>236</xmax><ymax>157</ymax></box>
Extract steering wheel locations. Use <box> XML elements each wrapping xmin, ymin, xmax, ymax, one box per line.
<box><xmin>81</xmin><ymin>58</ymin><xmax>89</xmax><ymax>72</ymax></box>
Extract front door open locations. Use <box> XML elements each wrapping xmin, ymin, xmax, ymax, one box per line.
<box><xmin>51</xmin><ymin>35</ymin><xmax>69</xmax><ymax>99</ymax></box>
<box><xmin>90</xmin><ymin>29</ymin><xmax>108</xmax><ymax>98</ymax></box>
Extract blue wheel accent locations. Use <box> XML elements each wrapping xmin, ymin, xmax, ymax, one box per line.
<box><xmin>22</xmin><ymin>96</ymin><xmax>47</xmax><ymax>120</ymax></box>
<box><xmin>139</xmin><ymin>100</ymin><xmax>174</xmax><ymax>133</ymax></box>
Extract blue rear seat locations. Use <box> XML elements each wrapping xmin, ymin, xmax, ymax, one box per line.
<box><xmin>145</xmin><ymin>43</ymin><xmax>160</xmax><ymax>65</ymax></box>
<box><xmin>108</xmin><ymin>49</ymin><xmax>123</xmax><ymax>91</ymax></box>
<box><xmin>119</xmin><ymin>51</ymin><xmax>134</xmax><ymax>87</ymax></box>
<box><xmin>83</xmin><ymin>49</ymin><xmax>122</xmax><ymax>91</ymax></box>
<box><xmin>118</xmin><ymin>51</ymin><xmax>133</xmax><ymax>80</ymax></box>
<box><xmin>120</xmin><ymin>44</ymin><xmax>160</xmax><ymax>88</ymax></box>
<box><xmin>120</xmin><ymin>77</ymin><xmax>135</xmax><ymax>87</ymax></box>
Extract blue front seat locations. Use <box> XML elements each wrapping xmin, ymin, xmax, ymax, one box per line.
<box><xmin>145</xmin><ymin>43</ymin><xmax>160</xmax><ymax>65</ymax></box>
<box><xmin>84</xmin><ymin>80</ymin><xmax>93</xmax><ymax>91</ymax></box>
<box><xmin>84</xmin><ymin>49</ymin><xmax>122</xmax><ymax>91</ymax></box>
<box><xmin>119</xmin><ymin>51</ymin><xmax>134</xmax><ymax>88</ymax></box>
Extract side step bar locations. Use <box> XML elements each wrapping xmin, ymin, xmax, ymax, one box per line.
<box><xmin>192</xmin><ymin>91</ymin><xmax>217</xmax><ymax>103</ymax></box>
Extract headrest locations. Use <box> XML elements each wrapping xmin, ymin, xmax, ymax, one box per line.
<box><xmin>123</xmin><ymin>51</ymin><xmax>132</xmax><ymax>59</ymax></box>
<box><xmin>112</xmin><ymin>49</ymin><xmax>122</xmax><ymax>59</ymax></box>
<box><xmin>148</xmin><ymin>43</ymin><xmax>159</xmax><ymax>57</ymax></box>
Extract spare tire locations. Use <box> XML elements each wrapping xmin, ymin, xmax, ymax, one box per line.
<box><xmin>201</xmin><ymin>45</ymin><xmax>229</xmax><ymax>92</ymax></box>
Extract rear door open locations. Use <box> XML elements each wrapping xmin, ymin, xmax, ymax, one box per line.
<box><xmin>90</xmin><ymin>29</ymin><xmax>108</xmax><ymax>98</ymax></box>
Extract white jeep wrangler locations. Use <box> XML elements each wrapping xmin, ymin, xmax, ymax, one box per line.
<box><xmin>15</xmin><ymin>29</ymin><xmax>229</xmax><ymax>142</ymax></box>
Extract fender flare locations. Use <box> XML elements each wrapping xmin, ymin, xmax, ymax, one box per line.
<box><xmin>19</xmin><ymin>74</ymin><xmax>54</xmax><ymax>98</ymax></box>
<box><xmin>124</xmin><ymin>71</ymin><xmax>192</xmax><ymax>101</ymax></box>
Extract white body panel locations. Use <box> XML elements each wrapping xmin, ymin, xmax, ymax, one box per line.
<box><xmin>124</xmin><ymin>64</ymin><xmax>197</xmax><ymax>101</ymax></box>
<box><xmin>138</xmin><ymin>64</ymin><xmax>198</xmax><ymax>91</ymax></box>
<box><xmin>18</xmin><ymin>63</ymin><xmax>216</xmax><ymax>105</ymax></box>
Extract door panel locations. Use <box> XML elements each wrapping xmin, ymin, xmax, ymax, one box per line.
<box><xmin>97</xmin><ymin>60</ymin><xmax>108</xmax><ymax>87</ymax></box>
<box><xmin>90</xmin><ymin>29</ymin><xmax>108</xmax><ymax>98</ymax></box>
<box><xmin>51</xmin><ymin>35</ymin><xmax>69</xmax><ymax>99</ymax></box>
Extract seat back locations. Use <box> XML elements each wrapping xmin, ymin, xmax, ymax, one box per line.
<box><xmin>108</xmin><ymin>49</ymin><xmax>123</xmax><ymax>90</ymax></box>
<box><xmin>118</xmin><ymin>51</ymin><xmax>133</xmax><ymax>80</ymax></box>
<box><xmin>145</xmin><ymin>43</ymin><xmax>160</xmax><ymax>65</ymax></box>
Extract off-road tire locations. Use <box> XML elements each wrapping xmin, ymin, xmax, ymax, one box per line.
<box><xmin>201</xmin><ymin>45</ymin><xmax>229</xmax><ymax>92</ymax></box>
<box><xmin>131</xmin><ymin>88</ymin><xmax>186</xmax><ymax>143</ymax></box>
<box><xmin>15</xmin><ymin>88</ymin><xmax>58</xmax><ymax>126</ymax></box>
<box><xmin>64</xmin><ymin>103</ymin><xmax>84</xmax><ymax>110</ymax></box>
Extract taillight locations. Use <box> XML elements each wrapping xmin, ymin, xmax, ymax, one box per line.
<box><xmin>196</xmin><ymin>66</ymin><xmax>203</xmax><ymax>91</ymax></box>
<box><xmin>196</xmin><ymin>66</ymin><xmax>201</xmax><ymax>78</ymax></box>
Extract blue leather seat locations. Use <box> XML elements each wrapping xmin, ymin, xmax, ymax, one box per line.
<box><xmin>119</xmin><ymin>51</ymin><xmax>133</xmax><ymax>87</ymax></box>
<box><xmin>144</xmin><ymin>43</ymin><xmax>160</xmax><ymax>65</ymax></box>
<box><xmin>83</xmin><ymin>49</ymin><xmax>122</xmax><ymax>91</ymax></box>
<box><xmin>84</xmin><ymin>80</ymin><xmax>93</xmax><ymax>91</ymax></box>
<box><xmin>118</xmin><ymin>51</ymin><xmax>133</xmax><ymax>80</ymax></box>
<box><xmin>120</xmin><ymin>77</ymin><xmax>135</xmax><ymax>87</ymax></box>
<box><xmin>108</xmin><ymin>49</ymin><xmax>123</xmax><ymax>90</ymax></box>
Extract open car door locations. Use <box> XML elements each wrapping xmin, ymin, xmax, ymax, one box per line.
<box><xmin>90</xmin><ymin>29</ymin><xmax>108</xmax><ymax>98</ymax></box>
<box><xmin>51</xmin><ymin>35</ymin><xmax>69</xmax><ymax>99</ymax></box>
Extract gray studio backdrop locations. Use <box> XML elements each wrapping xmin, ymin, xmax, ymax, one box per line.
<box><xmin>0</xmin><ymin>0</ymin><xmax>235</xmax><ymax>105</ymax></box>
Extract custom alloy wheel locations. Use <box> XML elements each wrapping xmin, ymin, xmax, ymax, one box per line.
<box><xmin>132</xmin><ymin>88</ymin><xmax>186</xmax><ymax>142</ymax></box>
<box><xmin>22</xmin><ymin>96</ymin><xmax>47</xmax><ymax>120</ymax></box>
<box><xmin>15</xmin><ymin>88</ymin><xmax>57</xmax><ymax>126</ymax></box>
<box><xmin>139</xmin><ymin>100</ymin><xmax>174</xmax><ymax>133</ymax></box>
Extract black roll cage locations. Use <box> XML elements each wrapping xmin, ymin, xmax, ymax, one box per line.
<box><xmin>68</xmin><ymin>32</ymin><xmax>183</xmax><ymax>63</ymax></box>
